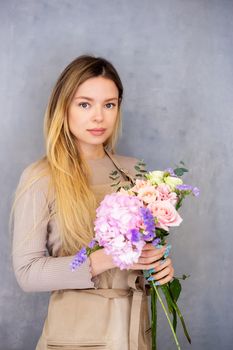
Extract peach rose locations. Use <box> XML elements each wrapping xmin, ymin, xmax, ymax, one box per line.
<box><xmin>148</xmin><ymin>200</ymin><xmax>183</xmax><ymax>231</ymax></box>
<box><xmin>131</xmin><ymin>180</ymin><xmax>158</xmax><ymax>204</ymax></box>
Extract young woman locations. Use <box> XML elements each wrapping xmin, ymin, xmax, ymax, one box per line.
<box><xmin>12</xmin><ymin>55</ymin><xmax>174</xmax><ymax>350</ymax></box>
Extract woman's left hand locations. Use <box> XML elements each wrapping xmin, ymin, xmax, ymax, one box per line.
<box><xmin>140</xmin><ymin>243</ymin><xmax>175</xmax><ymax>285</ymax></box>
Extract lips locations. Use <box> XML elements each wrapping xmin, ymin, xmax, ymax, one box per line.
<box><xmin>87</xmin><ymin>128</ymin><xmax>106</xmax><ymax>136</ymax></box>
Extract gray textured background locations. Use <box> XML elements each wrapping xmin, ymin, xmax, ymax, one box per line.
<box><xmin>1</xmin><ymin>0</ymin><xmax>233</xmax><ymax>349</ymax></box>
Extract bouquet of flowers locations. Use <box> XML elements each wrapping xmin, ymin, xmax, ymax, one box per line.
<box><xmin>70</xmin><ymin>160</ymin><xmax>199</xmax><ymax>350</ymax></box>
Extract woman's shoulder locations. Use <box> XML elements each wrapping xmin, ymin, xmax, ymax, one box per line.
<box><xmin>18</xmin><ymin>157</ymin><xmax>51</xmax><ymax>194</ymax></box>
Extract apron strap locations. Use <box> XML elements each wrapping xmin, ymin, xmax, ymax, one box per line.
<box><xmin>127</xmin><ymin>271</ymin><xmax>145</xmax><ymax>350</ymax></box>
<box><xmin>104</xmin><ymin>148</ymin><xmax>136</xmax><ymax>185</ymax></box>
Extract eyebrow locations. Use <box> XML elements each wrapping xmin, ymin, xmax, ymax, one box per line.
<box><xmin>75</xmin><ymin>96</ymin><xmax>118</xmax><ymax>102</ymax></box>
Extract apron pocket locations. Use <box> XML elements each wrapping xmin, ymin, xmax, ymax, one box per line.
<box><xmin>47</xmin><ymin>341</ymin><xmax>108</xmax><ymax>349</ymax></box>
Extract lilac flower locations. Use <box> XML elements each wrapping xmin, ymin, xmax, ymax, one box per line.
<box><xmin>152</xmin><ymin>238</ymin><xmax>161</xmax><ymax>247</ymax></box>
<box><xmin>192</xmin><ymin>187</ymin><xmax>200</xmax><ymax>197</ymax></box>
<box><xmin>165</xmin><ymin>168</ymin><xmax>177</xmax><ymax>177</ymax></box>
<box><xmin>131</xmin><ymin>228</ymin><xmax>141</xmax><ymax>243</ymax></box>
<box><xmin>70</xmin><ymin>247</ymin><xmax>87</xmax><ymax>272</ymax></box>
<box><xmin>176</xmin><ymin>184</ymin><xmax>193</xmax><ymax>191</ymax></box>
<box><xmin>140</xmin><ymin>207</ymin><xmax>156</xmax><ymax>242</ymax></box>
<box><xmin>88</xmin><ymin>239</ymin><xmax>97</xmax><ymax>249</ymax></box>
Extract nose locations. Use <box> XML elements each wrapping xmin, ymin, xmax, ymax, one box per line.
<box><xmin>93</xmin><ymin>104</ymin><xmax>104</xmax><ymax>122</ymax></box>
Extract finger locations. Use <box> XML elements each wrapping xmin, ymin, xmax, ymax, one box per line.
<box><xmin>151</xmin><ymin>266</ymin><xmax>175</xmax><ymax>285</ymax></box>
<box><xmin>153</xmin><ymin>257</ymin><xmax>172</xmax><ymax>272</ymax></box>
<box><xmin>138</xmin><ymin>251</ymin><xmax>165</xmax><ymax>264</ymax></box>
<box><xmin>142</xmin><ymin>243</ymin><xmax>156</xmax><ymax>250</ymax></box>
<box><xmin>142</xmin><ymin>243</ymin><xmax>167</xmax><ymax>251</ymax></box>
<box><xmin>129</xmin><ymin>261</ymin><xmax>161</xmax><ymax>270</ymax></box>
<box><xmin>151</xmin><ymin>266</ymin><xmax>171</xmax><ymax>281</ymax></box>
<box><xmin>140</xmin><ymin>245</ymin><xmax>166</xmax><ymax>258</ymax></box>
<box><xmin>154</xmin><ymin>272</ymin><xmax>174</xmax><ymax>286</ymax></box>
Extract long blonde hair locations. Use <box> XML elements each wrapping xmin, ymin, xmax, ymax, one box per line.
<box><xmin>12</xmin><ymin>55</ymin><xmax>123</xmax><ymax>256</ymax></box>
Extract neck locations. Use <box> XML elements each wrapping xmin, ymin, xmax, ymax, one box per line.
<box><xmin>78</xmin><ymin>144</ymin><xmax>106</xmax><ymax>160</ymax></box>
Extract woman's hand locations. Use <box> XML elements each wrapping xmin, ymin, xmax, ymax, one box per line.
<box><xmin>89</xmin><ymin>248</ymin><xmax>116</xmax><ymax>277</ymax></box>
<box><xmin>130</xmin><ymin>243</ymin><xmax>175</xmax><ymax>285</ymax></box>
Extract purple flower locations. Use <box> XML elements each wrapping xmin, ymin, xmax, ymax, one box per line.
<box><xmin>131</xmin><ymin>228</ymin><xmax>141</xmax><ymax>243</ymax></box>
<box><xmin>152</xmin><ymin>238</ymin><xmax>161</xmax><ymax>247</ymax></box>
<box><xmin>88</xmin><ymin>239</ymin><xmax>97</xmax><ymax>249</ymax></box>
<box><xmin>70</xmin><ymin>247</ymin><xmax>87</xmax><ymax>272</ymax></box>
<box><xmin>176</xmin><ymin>184</ymin><xmax>193</xmax><ymax>191</ymax></box>
<box><xmin>165</xmin><ymin>168</ymin><xmax>177</xmax><ymax>177</ymax></box>
<box><xmin>192</xmin><ymin>187</ymin><xmax>200</xmax><ymax>197</ymax></box>
<box><xmin>140</xmin><ymin>207</ymin><xmax>156</xmax><ymax>242</ymax></box>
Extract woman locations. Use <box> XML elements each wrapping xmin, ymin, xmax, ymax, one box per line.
<box><xmin>12</xmin><ymin>55</ymin><xmax>174</xmax><ymax>350</ymax></box>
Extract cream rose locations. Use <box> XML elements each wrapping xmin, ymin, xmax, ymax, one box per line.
<box><xmin>146</xmin><ymin>170</ymin><xmax>164</xmax><ymax>185</ymax></box>
<box><xmin>164</xmin><ymin>176</ymin><xmax>183</xmax><ymax>191</ymax></box>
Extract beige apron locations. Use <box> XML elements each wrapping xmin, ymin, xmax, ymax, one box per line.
<box><xmin>36</xmin><ymin>150</ymin><xmax>152</xmax><ymax>350</ymax></box>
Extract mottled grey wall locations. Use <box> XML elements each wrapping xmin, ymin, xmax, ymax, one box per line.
<box><xmin>1</xmin><ymin>0</ymin><xmax>233</xmax><ymax>349</ymax></box>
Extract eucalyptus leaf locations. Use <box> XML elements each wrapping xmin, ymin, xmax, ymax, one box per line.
<box><xmin>109</xmin><ymin>175</ymin><xmax>120</xmax><ymax>180</ymax></box>
<box><xmin>110</xmin><ymin>170</ymin><xmax>118</xmax><ymax>176</ymax></box>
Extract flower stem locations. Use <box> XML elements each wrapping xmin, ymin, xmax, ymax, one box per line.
<box><xmin>150</xmin><ymin>281</ymin><xmax>181</xmax><ymax>350</ymax></box>
<box><xmin>150</xmin><ymin>286</ymin><xmax>157</xmax><ymax>350</ymax></box>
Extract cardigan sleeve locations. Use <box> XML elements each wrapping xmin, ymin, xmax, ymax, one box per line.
<box><xmin>12</xmin><ymin>165</ymin><xmax>96</xmax><ymax>292</ymax></box>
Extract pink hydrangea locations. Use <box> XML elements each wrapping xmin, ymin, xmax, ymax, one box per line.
<box><xmin>94</xmin><ymin>193</ymin><xmax>146</xmax><ymax>269</ymax></box>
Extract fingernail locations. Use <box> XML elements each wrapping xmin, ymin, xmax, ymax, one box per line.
<box><xmin>156</xmin><ymin>244</ymin><xmax>163</xmax><ymax>249</ymax></box>
<box><xmin>148</xmin><ymin>268</ymin><xmax>156</xmax><ymax>274</ymax></box>
<box><xmin>160</xmin><ymin>259</ymin><xmax>166</xmax><ymax>265</ymax></box>
<box><xmin>147</xmin><ymin>276</ymin><xmax>155</xmax><ymax>281</ymax></box>
<box><xmin>164</xmin><ymin>244</ymin><xmax>172</xmax><ymax>258</ymax></box>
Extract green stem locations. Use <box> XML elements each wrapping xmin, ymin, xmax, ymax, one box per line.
<box><xmin>150</xmin><ymin>281</ymin><xmax>181</xmax><ymax>350</ymax></box>
<box><xmin>150</xmin><ymin>286</ymin><xmax>157</xmax><ymax>350</ymax></box>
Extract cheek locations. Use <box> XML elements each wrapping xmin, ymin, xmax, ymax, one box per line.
<box><xmin>107</xmin><ymin>111</ymin><xmax>118</xmax><ymax>127</ymax></box>
<box><xmin>67</xmin><ymin>108</ymin><xmax>85</xmax><ymax>134</ymax></box>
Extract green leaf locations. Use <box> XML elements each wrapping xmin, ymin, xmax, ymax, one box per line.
<box><xmin>109</xmin><ymin>175</ymin><xmax>120</xmax><ymax>180</ymax></box>
<box><xmin>169</xmin><ymin>278</ymin><xmax>182</xmax><ymax>302</ymax></box>
<box><xmin>110</xmin><ymin>170</ymin><xmax>118</xmax><ymax>176</ymax></box>
<box><xmin>174</xmin><ymin>168</ymin><xmax>183</xmax><ymax>176</ymax></box>
<box><xmin>134</xmin><ymin>165</ymin><xmax>142</xmax><ymax>171</ymax></box>
<box><xmin>172</xmin><ymin>309</ymin><xmax>177</xmax><ymax>332</ymax></box>
<box><xmin>182</xmin><ymin>274</ymin><xmax>190</xmax><ymax>280</ymax></box>
<box><xmin>110</xmin><ymin>180</ymin><xmax>121</xmax><ymax>187</ymax></box>
<box><xmin>162</xmin><ymin>286</ymin><xmax>175</xmax><ymax>313</ymax></box>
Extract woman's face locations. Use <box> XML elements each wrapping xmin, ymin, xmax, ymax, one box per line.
<box><xmin>68</xmin><ymin>76</ymin><xmax>119</xmax><ymax>155</ymax></box>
